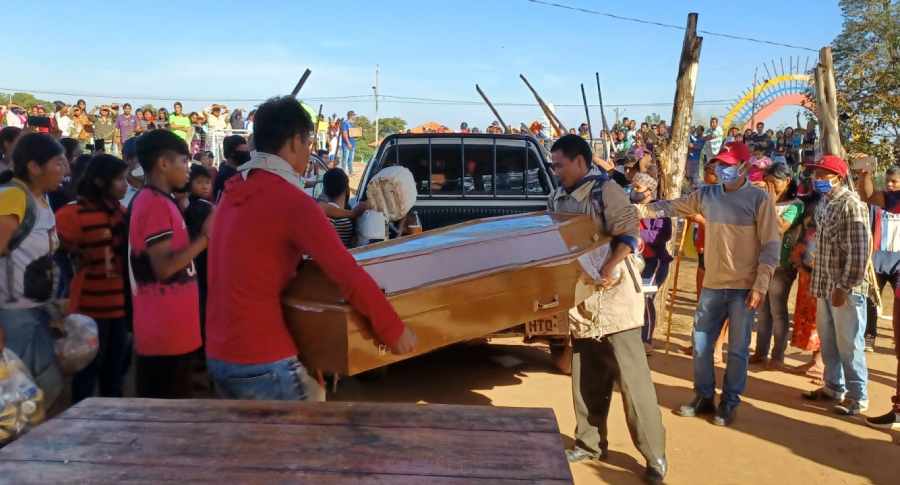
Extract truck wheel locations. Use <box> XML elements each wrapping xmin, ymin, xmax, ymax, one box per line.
<box><xmin>550</xmin><ymin>342</ymin><xmax>572</xmax><ymax>375</ymax></box>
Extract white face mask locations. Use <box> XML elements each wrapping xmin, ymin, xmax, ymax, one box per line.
<box><xmin>130</xmin><ymin>166</ymin><xmax>144</xmax><ymax>178</ymax></box>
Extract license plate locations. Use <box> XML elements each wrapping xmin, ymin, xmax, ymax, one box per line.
<box><xmin>525</xmin><ymin>313</ymin><xmax>568</xmax><ymax>337</ymax></box>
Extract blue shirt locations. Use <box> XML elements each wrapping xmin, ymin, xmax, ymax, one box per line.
<box><xmin>688</xmin><ymin>134</ymin><xmax>704</xmax><ymax>161</ymax></box>
<box><xmin>341</xmin><ymin>120</ymin><xmax>356</xmax><ymax>148</ymax></box>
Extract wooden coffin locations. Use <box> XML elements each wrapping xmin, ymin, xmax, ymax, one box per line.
<box><xmin>282</xmin><ymin>211</ymin><xmax>608</xmax><ymax>376</ymax></box>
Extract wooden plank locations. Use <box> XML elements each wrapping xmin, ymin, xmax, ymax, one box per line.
<box><xmin>60</xmin><ymin>399</ymin><xmax>562</xmax><ymax>434</ymax></box>
<box><xmin>1</xmin><ymin>418</ymin><xmax>571</xmax><ymax>481</ymax></box>
<box><xmin>0</xmin><ymin>461</ymin><xmax>571</xmax><ymax>484</ymax></box>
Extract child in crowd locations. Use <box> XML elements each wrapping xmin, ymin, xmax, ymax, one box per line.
<box><xmin>633</xmin><ymin>172</ymin><xmax>671</xmax><ymax>354</ymax></box>
<box><xmin>318</xmin><ymin>168</ymin><xmax>366</xmax><ymax>249</ymax></box>
<box><xmin>183</xmin><ymin>164</ymin><xmax>214</xmax><ymax>340</ymax></box>
<box><xmin>56</xmin><ymin>154</ymin><xmax>130</xmax><ymax>402</ymax></box>
<box><xmin>128</xmin><ymin>129</ymin><xmax>209</xmax><ymax>399</ymax></box>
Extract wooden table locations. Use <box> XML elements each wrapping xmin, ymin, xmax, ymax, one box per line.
<box><xmin>0</xmin><ymin>398</ymin><xmax>573</xmax><ymax>484</ymax></box>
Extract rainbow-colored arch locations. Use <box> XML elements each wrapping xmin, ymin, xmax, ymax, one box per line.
<box><xmin>723</xmin><ymin>73</ymin><xmax>814</xmax><ymax>131</ymax></box>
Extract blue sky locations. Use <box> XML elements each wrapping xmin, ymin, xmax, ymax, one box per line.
<box><xmin>3</xmin><ymin>0</ymin><xmax>842</xmax><ymax>131</ymax></box>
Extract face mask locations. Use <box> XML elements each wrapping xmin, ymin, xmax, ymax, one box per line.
<box><xmin>623</xmin><ymin>186</ymin><xmax>633</xmax><ymax>195</ymax></box>
<box><xmin>629</xmin><ymin>190</ymin><xmax>648</xmax><ymax>203</ymax></box>
<box><xmin>234</xmin><ymin>151</ymin><xmax>252</xmax><ymax>165</ymax></box>
<box><xmin>130</xmin><ymin>166</ymin><xmax>144</xmax><ymax>178</ymax></box>
<box><xmin>813</xmin><ymin>179</ymin><xmax>833</xmax><ymax>194</ymax></box>
<box><xmin>715</xmin><ymin>164</ymin><xmax>741</xmax><ymax>184</ymax></box>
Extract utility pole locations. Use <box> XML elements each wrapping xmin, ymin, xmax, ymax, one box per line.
<box><xmin>373</xmin><ymin>65</ymin><xmax>380</xmax><ymax>145</ymax></box>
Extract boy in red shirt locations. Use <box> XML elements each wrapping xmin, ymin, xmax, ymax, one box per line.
<box><xmin>129</xmin><ymin>129</ymin><xmax>211</xmax><ymax>398</ymax></box>
<box><xmin>205</xmin><ymin>96</ymin><xmax>415</xmax><ymax>401</ymax></box>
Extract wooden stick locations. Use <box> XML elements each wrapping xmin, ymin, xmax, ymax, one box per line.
<box><xmin>595</xmin><ymin>73</ymin><xmax>611</xmax><ymax>160</ymax></box>
<box><xmin>475</xmin><ymin>84</ymin><xmax>510</xmax><ymax>134</ymax></box>
<box><xmin>291</xmin><ymin>69</ymin><xmax>312</xmax><ymax>97</ymax></box>
<box><xmin>665</xmin><ymin>219</ymin><xmax>691</xmax><ymax>355</ymax></box>
<box><xmin>519</xmin><ymin>74</ymin><xmax>567</xmax><ymax>135</ymax></box>
<box><xmin>580</xmin><ymin>83</ymin><xmax>593</xmax><ymax>142</ymax></box>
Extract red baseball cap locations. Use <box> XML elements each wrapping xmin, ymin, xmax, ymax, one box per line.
<box><xmin>808</xmin><ymin>154</ymin><xmax>849</xmax><ymax>178</ymax></box>
<box><xmin>711</xmin><ymin>141</ymin><xmax>751</xmax><ymax>166</ymax></box>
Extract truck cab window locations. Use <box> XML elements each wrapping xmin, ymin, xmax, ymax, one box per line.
<box><xmin>527</xmin><ymin>146</ymin><xmax>551</xmax><ymax>195</ymax></box>
<box><xmin>395</xmin><ymin>139</ymin><xmax>429</xmax><ymax>194</ymax></box>
<box><xmin>430</xmin><ymin>139</ymin><xmax>462</xmax><ymax>195</ymax></box>
<box><xmin>462</xmin><ymin>139</ymin><xmax>492</xmax><ymax>195</ymax></box>
<box><xmin>496</xmin><ymin>140</ymin><xmax>527</xmax><ymax>195</ymax></box>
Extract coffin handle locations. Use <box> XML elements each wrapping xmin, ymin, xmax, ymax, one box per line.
<box><xmin>534</xmin><ymin>294</ymin><xmax>560</xmax><ymax>311</ymax></box>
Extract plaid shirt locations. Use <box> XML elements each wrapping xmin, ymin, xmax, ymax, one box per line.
<box><xmin>811</xmin><ymin>186</ymin><xmax>870</xmax><ymax>298</ymax></box>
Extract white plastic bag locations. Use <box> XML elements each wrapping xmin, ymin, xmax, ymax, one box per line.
<box><xmin>365</xmin><ymin>166</ymin><xmax>417</xmax><ymax>222</ymax></box>
<box><xmin>54</xmin><ymin>314</ymin><xmax>99</xmax><ymax>375</ymax></box>
<box><xmin>0</xmin><ymin>348</ymin><xmax>45</xmax><ymax>444</ymax></box>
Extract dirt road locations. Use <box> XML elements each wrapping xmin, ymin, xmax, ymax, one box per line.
<box><xmin>332</xmin><ymin>259</ymin><xmax>899</xmax><ymax>485</ymax></box>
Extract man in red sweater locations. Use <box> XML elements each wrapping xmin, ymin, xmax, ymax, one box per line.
<box><xmin>205</xmin><ymin>96</ymin><xmax>416</xmax><ymax>401</ymax></box>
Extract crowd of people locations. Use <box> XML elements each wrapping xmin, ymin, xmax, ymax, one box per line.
<box><xmin>547</xmin><ymin>128</ymin><xmax>898</xmax><ymax>481</ymax></box>
<box><xmin>0</xmin><ymin>100</ymin><xmax>363</xmax><ymax>172</ymax></box>
<box><xmin>0</xmin><ymin>93</ymin><xmax>897</xmax><ymax>483</ymax></box>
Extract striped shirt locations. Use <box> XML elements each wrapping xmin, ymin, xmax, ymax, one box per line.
<box><xmin>811</xmin><ymin>186</ymin><xmax>870</xmax><ymax>298</ymax></box>
<box><xmin>640</xmin><ymin>180</ymin><xmax>781</xmax><ymax>293</ymax></box>
<box><xmin>56</xmin><ymin>199</ymin><xmax>127</xmax><ymax>319</ymax></box>
<box><xmin>327</xmin><ymin>202</ymin><xmax>355</xmax><ymax>249</ymax></box>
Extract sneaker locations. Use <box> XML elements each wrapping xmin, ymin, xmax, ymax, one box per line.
<box><xmin>565</xmin><ymin>446</ymin><xmax>607</xmax><ymax>463</ymax></box>
<box><xmin>834</xmin><ymin>399</ymin><xmax>869</xmax><ymax>416</ymax></box>
<box><xmin>712</xmin><ymin>403</ymin><xmax>738</xmax><ymax>427</ymax></box>
<box><xmin>802</xmin><ymin>387</ymin><xmax>846</xmax><ymax>403</ymax></box>
<box><xmin>864</xmin><ymin>336</ymin><xmax>875</xmax><ymax>352</ymax></box>
<box><xmin>677</xmin><ymin>395</ymin><xmax>717</xmax><ymax>417</ymax></box>
<box><xmin>865</xmin><ymin>410</ymin><xmax>900</xmax><ymax>430</ymax></box>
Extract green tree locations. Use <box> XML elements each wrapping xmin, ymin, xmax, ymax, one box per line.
<box><xmin>352</xmin><ymin>115</ymin><xmax>407</xmax><ymax>163</ymax></box>
<box><xmin>8</xmin><ymin>92</ymin><xmax>54</xmax><ymax>112</ymax></box>
<box><xmin>832</xmin><ymin>0</ymin><xmax>900</xmax><ymax>166</ymax></box>
<box><xmin>644</xmin><ymin>113</ymin><xmax>662</xmax><ymax>124</ymax></box>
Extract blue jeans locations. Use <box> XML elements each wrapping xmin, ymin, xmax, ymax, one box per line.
<box><xmin>816</xmin><ymin>294</ymin><xmax>868</xmax><ymax>402</ymax></box>
<box><xmin>693</xmin><ymin>288</ymin><xmax>756</xmax><ymax>406</ymax></box>
<box><xmin>754</xmin><ymin>267</ymin><xmax>797</xmax><ymax>362</ymax></box>
<box><xmin>341</xmin><ymin>144</ymin><xmax>355</xmax><ymax>174</ymax></box>
<box><xmin>641</xmin><ymin>257</ymin><xmax>671</xmax><ymax>344</ymax></box>
<box><xmin>0</xmin><ymin>307</ymin><xmax>63</xmax><ymax>409</ymax></box>
<box><xmin>207</xmin><ymin>356</ymin><xmax>325</xmax><ymax>402</ymax></box>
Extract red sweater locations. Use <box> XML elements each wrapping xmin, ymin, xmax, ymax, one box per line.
<box><xmin>205</xmin><ymin>170</ymin><xmax>405</xmax><ymax>364</ymax></box>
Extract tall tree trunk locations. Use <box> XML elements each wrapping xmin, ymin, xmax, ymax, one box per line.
<box><xmin>815</xmin><ymin>47</ymin><xmax>844</xmax><ymax>157</ymax></box>
<box><xmin>656</xmin><ymin>13</ymin><xmax>703</xmax><ymax>349</ymax></box>
<box><xmin>657</xmin><ymin>13</ymin><xmax>703</xmax><ymax>201</ymax></box>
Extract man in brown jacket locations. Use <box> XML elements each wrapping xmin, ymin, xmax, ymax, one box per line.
<box><xmin>548</xmin><ymin>135</ymin><xmax>666</xmax><ymax>484</ymax></box>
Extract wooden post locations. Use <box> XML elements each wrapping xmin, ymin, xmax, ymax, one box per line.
<box><xmin>291</xmin><ymin>69</ymin><xmax>312</xmax><ymax>97</ymax></box>
<box><xmin>580</xmin><ymin>83</ymin><xmax>593</xmax><ymax>142</ymax></box>
<box><xmin>815</xmin><ymin>47</ymin><xmax>844</xmax><ymax>157</ymax></box>
<box><xmin>664</xmin><ymin>220</ymin><xmax>690</xmax><ymax>354</ymax></box>
<box><xmin>657</xmin><ymin>12</ymin><xmax>703</xmax><ymax>201</ymax></box>
<box><xmin>475</xmin><ymin>84</ymin><xmax>510</xmax><ymax>134</ymax></box>
<box><xmin>520</xmin><ymin>74</ymin><xmax>567</xmax><ymax>135</ymax></box>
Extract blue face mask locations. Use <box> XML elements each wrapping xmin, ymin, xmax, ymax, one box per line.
<box><xmin>813</xmin><ymin>179</ymin><xmax>834</xmax><ymax>194</ymax></box>
<box><xmin>715</xmin><ymin>164</ymin><xmax>741</xmax><ymax>184</ymax></box>
<box><xmin>623</xmin><ymin>186</ymin><xmax>633</xmax><ymax>195</ymax></box>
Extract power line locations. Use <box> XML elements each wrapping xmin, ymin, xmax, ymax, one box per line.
<box><xmin>0</xmin><ymin>87</ymin><xmax>735</xmax><ymax>108</ymax></box>
<box><xmin>526</xmin><ymin>0</ymin><xmax>818</xmax><ymax>52</ymax></box>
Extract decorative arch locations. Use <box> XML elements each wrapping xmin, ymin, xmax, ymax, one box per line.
<box><xmin>723</xmin><ymin>73</ymin><xmax>814</xmax><ymax>131</ymax></box>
